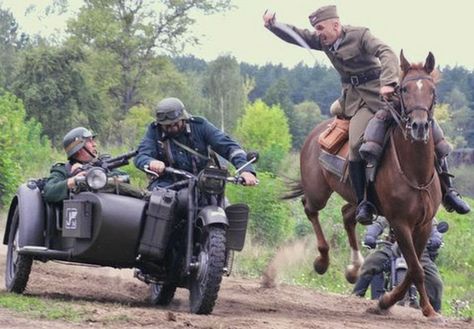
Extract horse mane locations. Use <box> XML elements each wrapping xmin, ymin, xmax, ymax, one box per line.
<box><xmin>400</xmin><ymin>63</ymin><xmax>441</xmax><ymax>84</ymax></box>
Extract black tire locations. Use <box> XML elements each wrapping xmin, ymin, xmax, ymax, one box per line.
<box><xmin>5</xmin><ymin>207</ymin><xmax>33</xmax><ymax>293</ymax></box>
<box><xmin>150</xmin><ymin>283</ymin><xmax>177</xmax><ymax>306</ymax></box>
<box><xmin>189</xmin><ymin>226</ymin><xmax>226</xmax><ymax>314</ymax></box>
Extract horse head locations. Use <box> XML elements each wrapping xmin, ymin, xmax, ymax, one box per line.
<box><xmin>399</xmin><ymin>50</ymin><xmax>437</xmax><ymax>142</ymax></box>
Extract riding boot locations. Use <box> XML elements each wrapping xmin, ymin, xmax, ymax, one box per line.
<box><xmin>349</xmin><ymin>161</ymin><xmax>376</xmax><ymax>225</ymax></box>
<box><xmin>438</xmin><ymin>158</ymin><xmax>470</xmax><ymax>214</ymax></box>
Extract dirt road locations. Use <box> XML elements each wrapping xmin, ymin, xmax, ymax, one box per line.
<box><xmin>0</xmin><ymin>254</ymin><xmax>471</xmax><ymax>329</ymax></box>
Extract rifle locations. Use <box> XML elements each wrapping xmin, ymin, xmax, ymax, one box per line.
<box><xmin>79</xmin><ymin>149</ymin><xmax>138</xmax><ymax>173</ymax></box>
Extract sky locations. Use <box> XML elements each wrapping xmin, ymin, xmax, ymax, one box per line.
<box><xmin>2</xmin><ymin>0</ymin><xmax>473</xmax><ymax>69</ymax></box>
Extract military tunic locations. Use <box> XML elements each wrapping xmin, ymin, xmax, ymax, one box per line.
<box><xmin>43</xmin><ymin>161</ymin><xmax>142</xmax><ymax>203</ymax></box>
<box><xmin>43</xmin><ymin>162</ymin><xmax>74</xmax><ymax>203</ymax></box>
<box><xmin>268</xmin><ymin>24</ymin><xmax>399</xmax><ymax>160</ymax></box>
<box><xmin>134</xmin><ymin>116</ymin><xmax>255</xmax><ymax>190</ymax></box>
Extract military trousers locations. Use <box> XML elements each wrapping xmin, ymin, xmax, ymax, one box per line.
<box><xmin>349</xmin><ymin>106</ymin><xmax>374</xmax><ymax>161</ymax></box>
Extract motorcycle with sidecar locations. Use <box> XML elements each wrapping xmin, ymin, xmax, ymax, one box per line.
<box><xmin>3</xmin><ymin>150</ymin><xmax>257</xmax><ymax>314</ymax></box>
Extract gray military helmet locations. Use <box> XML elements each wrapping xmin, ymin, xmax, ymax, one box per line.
<box><xmin>155</xmin><ymin>97</ymin><xmax>190</xmax><ymax>125</ymax></box>
<box><xmin>63</xmin><ymin>127</ymin><xmax>95</xmax><ymax>159</ymax></box>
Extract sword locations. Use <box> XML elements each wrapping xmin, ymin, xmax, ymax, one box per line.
<box><xmin>265</xmin><ymin>10</ymin><xmax>318</xmax><ymax>62</ymax></box>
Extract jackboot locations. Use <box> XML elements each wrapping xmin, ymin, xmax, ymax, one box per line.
<box><xmin>349</xmin><ymin>161</ymin><xmax>376</xmax><ymax>225</ymax></box>
<box><xmin>439</xmin><ymin>158</ymin><xmax>470</xmax><ymax>214</ymax></box>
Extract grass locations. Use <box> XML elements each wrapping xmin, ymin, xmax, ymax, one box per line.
<box><xmin>0</xmin><ymin>292</ymin><xmax>87</xmax><ymax>322</ymax></box>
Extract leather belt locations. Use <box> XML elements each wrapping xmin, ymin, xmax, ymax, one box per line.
<box><xmin>341</xmin><ymin>69</ymin><xmax>381</xmax><ymax>86</ymax></box>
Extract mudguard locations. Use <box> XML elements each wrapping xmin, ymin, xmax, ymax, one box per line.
<box><xmin>3</xmin><ymin>183</ymin><xmax>45</xmax><ymax>247</ymax></box>
<box><xmin>197</xmin><ymin>206</ymin><xmax>229</xmax><ymax>227</ymax></box>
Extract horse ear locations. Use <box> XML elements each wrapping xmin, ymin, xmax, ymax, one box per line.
<box><xmin>424</xmin><ymin>52</ymin><xmax>435</xmax><ymax>74</ymax></box>
<box><xmin>400</xmin><ymin>49</ymin><xmax>410</xmax><ymax>73</ymax></box>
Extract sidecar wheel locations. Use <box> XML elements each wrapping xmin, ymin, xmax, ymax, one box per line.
<box><xmin>189</xmin><ymin>226</ymin><xmax>226</xmax><ymax>314</ymax></box>
<box><xmin>150</xmin><ymin>283</ymin><xmax>177</xmax><ymax>306</ymax></box>
<box><xmin>5</xmin><ymin>207</ymin><xmax>33</xmax><ymax>293</ymax></box>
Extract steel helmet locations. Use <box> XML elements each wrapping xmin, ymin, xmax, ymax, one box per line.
<box><xmin>63</xmin><ymin>127</ymin><xmax>95</xmax><ymax>159</ymax></box>
<box><xmin>155</xmin><ymin>97</ymin><xmax>190</xmax><ymax>125</ymax></box>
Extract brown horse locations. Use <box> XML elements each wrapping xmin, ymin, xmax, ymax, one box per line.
<box><xmin>287</xmin><ymin>51</ymin><xmax>442</xmax><ymax>318</ymax></box>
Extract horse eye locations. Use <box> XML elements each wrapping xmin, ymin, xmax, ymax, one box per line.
<box><xmin>401</xmin><ymin>87</ymin><xmax>408</xmax><ymax>93</ymax></box>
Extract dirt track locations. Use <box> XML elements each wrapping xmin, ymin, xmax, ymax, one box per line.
<box><xmin>0</xmin><ymin>243</ymin><xmax>471</xmax><ymax>329</ymax></box>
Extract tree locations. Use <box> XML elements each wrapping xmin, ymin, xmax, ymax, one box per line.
<box><xmin>234</xmin><ymin>100</ymin><xmax>291</xmax><ymax>173</ymax></box>
<box><xmin>66</xmin><ymin>0</ymin><xmax>232</xmax><ymax>120</ymax></box>
<box><xmin>202</xmin><ymin>55</ymin><xmax>246</xmax><ymax>132</ymax></box>
<box><xmin>13</xmin><ymin>45</ymin><xmax>102</xmax><ymax>146</ymax></box>
<box><xmin>0</xmin><ymin>8</ymin><xmax>28</xmax><ymax>90</ymax></box>
<box><xmin>291</xmin><ymin>101</ymin><xmax>327</xmax><ymax>150</ymax></box>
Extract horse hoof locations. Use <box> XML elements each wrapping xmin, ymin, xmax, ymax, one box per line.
<box><xmin>344</xmin><ymin>265</ymin><xmax>359</xmax><ymax>284</ymax></box>
<box><xmin>313</xmin><ymin>257</ymin><xmax>328</xmax><ymax>274</ymax></box>
<box><xmin>366</xmin><ymin>306</ymin><xmax>390</xmax><ymax>316</ymax></box>
<box><xmin>427</xmin><ymin>314</ymin><xmax>445</xmax><ymax>323</ymax></box>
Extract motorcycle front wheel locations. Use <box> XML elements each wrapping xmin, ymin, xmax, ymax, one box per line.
<box><xmin>189</xmin><ymin>225</ymin><xmax>226</xmax><ymax>314</ymax></box>
<box><xmin>5</xmin><ymin>207</ymin><xmax>33</xmax><ymax>293</ymax></box>
<box><xmin>150</xmin><ymin>283</ymin><xmax>177</xmax><ymax>306</ymax></box>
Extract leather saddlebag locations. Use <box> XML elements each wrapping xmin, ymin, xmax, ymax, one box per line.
<box><xmin>318</xmin><ymin>118</ymin><xmax>350</xmax><ymax>154</ymax></box>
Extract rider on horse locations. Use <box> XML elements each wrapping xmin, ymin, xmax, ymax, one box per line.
<box><xmin>264</xmin><ymin>5</ymin><xmax>400</xmax><ymax>225</ymax></box>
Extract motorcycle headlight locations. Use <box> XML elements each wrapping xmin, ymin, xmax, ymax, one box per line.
<box><xmin>86</xmin><ymin>168</ymin><xmax>107</xmax><ymax>190</ymax></box>
<box><xmin>197</xmin><ymin>167</ymin><xmax>228</xmax><ymax>194</ymax></box>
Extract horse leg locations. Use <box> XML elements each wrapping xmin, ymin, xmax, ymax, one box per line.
<box><xmin>412</xmin><ymin>222</ymin><xmax>439</xmax><ymax>318</ymax></box>
<box><xmin>341</xmin><ymin>203</ymin><xmax>364</xmax><ymax>283</ymax></box>
<box><xmin>378</xmin><ymin>224</ymin><xmax>436</xmax><ymax>317</ymax></box>
<box><xmin>303</xmin><ymin>196</ymin><xmax>330</xmax><ymax>274</ymax></box>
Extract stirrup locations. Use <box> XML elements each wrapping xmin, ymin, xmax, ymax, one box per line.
<box><xmin>355</xmin><ymin>201</ymin><xmax>377</xmax><ymax>225</ymax></box>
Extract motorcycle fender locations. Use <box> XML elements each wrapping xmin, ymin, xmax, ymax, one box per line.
<box><xmin>3</xmin><ymin>184</ymin><xmax>45</xmax><ymax>247</ymax></box>
<box><xmin>197</xmin><ymin>206</ymin><xmax>228</xmax><ymax>227</ymax></box>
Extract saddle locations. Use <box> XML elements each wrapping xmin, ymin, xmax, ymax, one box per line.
<box><xmin>318</xmin><ymin>118</ymin><xmax>350</xmax><ymax>181</ymax></box>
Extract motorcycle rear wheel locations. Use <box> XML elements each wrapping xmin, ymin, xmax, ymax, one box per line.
<box><xmin>5</xmin><ymin>207</ymin><xmax>33</xmax><ymax>293</ymax></box>
<box><xmin>150</xmin><ymin>283</ymin><xmax>177</xmax><ymax>306</ymax></box>
<box><xmin>189</xmin><ymin>225</ymin><xmax>226</xmax><ymax>314</ymax></box>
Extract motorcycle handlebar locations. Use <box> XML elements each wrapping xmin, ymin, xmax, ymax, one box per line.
<box><xmin>143</xmin><ymin>165</ymin><xmax>256</xmax><ymax>186</ymax></box>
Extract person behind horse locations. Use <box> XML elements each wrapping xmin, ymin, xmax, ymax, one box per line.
<box><xmin>263</xmin><ymin>5</ymin><xmax>399</xmax><ymax>225</ymax></box>
<box><xmin>352</xmin><ymin>216</ymin><xmax>444</xmax><ymax>312</ymax></box>
<box><xmin>43</xmin><ymin>127</ymin><xmax>141</xmax><ymax>203</ymax></box>
<box><xmin>134</xmin><ymin>97</ymin><xmax>257</xmax><ymax>190</ymax></box>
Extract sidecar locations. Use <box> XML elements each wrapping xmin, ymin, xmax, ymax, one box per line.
<box><xmin>3</xmin><ymin>180</ymin><xmax>151</xmax><ymax>292</ymax></box>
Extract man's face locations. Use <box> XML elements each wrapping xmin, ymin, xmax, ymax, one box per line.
<box><xmin>161</xmin><ymin>120</ymin><xmax>185</xmax><ymax>137</ymax></box>
<box><xmin>76</xmin><ymin>137</ymin><xmax>98</xmax><ymax>162</ymax></box>
<box><xmin>314</xmin><ymin>19</ymin><xmax>339</xmax><ymax>46</ymax></box>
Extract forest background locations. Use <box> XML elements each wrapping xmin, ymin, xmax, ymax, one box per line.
<box><xmin>0</xmin><ymin>0</ymin><xmax>472</xmax><ymax>320</ymax></box>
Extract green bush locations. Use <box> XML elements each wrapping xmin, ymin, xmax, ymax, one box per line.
<box><xmin>227</xmin><ymin>171</ymin><xmax>294</xmax><ymax>246</ymax></box>
<box><xmin>0</xmin><ymin>92</ymin><xmax>52</xmax><ymax>206</ymax></box>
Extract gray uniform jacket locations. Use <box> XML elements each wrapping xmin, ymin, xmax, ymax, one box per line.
<box><xmin>134</xmin><ymin>116</ymin><xmax>255</xmax><ymax>188</ymax></box>
<box><xmin>268</xmin><ymin>24</ymin><xmax>399</xmax><ymax>117</ymax></box>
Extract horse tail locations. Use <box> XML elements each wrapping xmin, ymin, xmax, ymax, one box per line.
<box><xmin>281</xmin><ymin>178</ymin><xmax>304</xmax><ymax>200</ymax></box>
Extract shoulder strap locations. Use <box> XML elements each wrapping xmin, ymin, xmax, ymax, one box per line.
<box><xmin>171</xmin><ymin>138</ymin><xmax>209</xmax><ymax>161</ymax></box>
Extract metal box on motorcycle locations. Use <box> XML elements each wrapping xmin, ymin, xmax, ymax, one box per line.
<box><xmin>139</xmin><ymin>188</ymin><xmax>178</xmax><ymax>260</ymax></box>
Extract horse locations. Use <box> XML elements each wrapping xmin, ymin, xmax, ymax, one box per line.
<box><xmin>285</xmin><ymin>51</ymin><xmax>442</xmax><ymax>318</ymax></box>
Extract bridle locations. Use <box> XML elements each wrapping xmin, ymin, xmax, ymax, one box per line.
<box><xmin>398</xmin><ymin>74</ymin><xmax>436</xmax><ymax>120</ymax></box>
<box><xmin>384</xmin><ymin>72</ymin><xmax>436</xmax><ymax>141</ymax></box>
